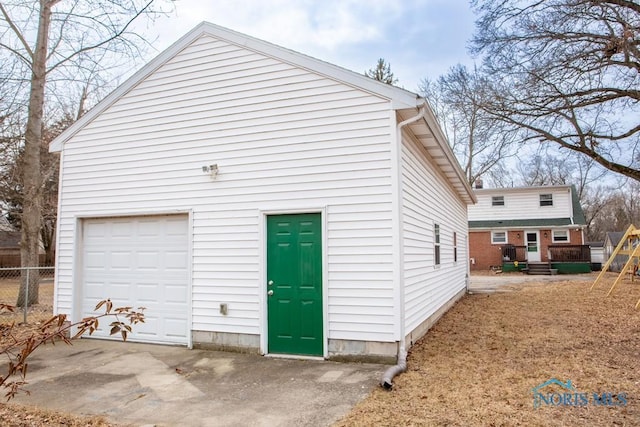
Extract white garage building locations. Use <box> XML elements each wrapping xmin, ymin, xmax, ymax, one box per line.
<box><xmin>50</xmin><ymin>22</ymin><xmax>475</xmax><ymax>362</ymax></box>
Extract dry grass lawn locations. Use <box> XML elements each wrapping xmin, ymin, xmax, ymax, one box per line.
<box><xmin>0</xmin><ymin>277</ymin><xmax>54</xmax><ymax>325</ymax></box>
<box><xmin>0</xmin><ymin>273</ymin><xmax>638</xmax><ymax>426</ymax></box>
<box><xmin>337</xmin><ymin>273</ymin><xmax>640</xmax><ymax>426</ymax></box>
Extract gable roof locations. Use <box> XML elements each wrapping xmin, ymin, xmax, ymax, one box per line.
<box><xmin>569</xmin><ymin>185</ymin><xmax>587</xmax><ymax>225</ymax></box>
<box><xmin>49</xmin><ymin>21</ymin><xmax>475</xmax><ymax>204</ymax></box>
<box><xmin>605</xmin><ymin>231</ymin><xmax>625</xmax><ymax>246</ymax></box>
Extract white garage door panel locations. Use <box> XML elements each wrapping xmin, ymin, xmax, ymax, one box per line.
<box><xmin>82</xmin><ymin>215</ymin><xmax>189</xmax><ymax>345</ymax></box>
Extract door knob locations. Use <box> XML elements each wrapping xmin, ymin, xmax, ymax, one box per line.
<box><xmin>267</xmin><ymin>290</ymin><xmax>274</xmax><ymax>296</ymax></box>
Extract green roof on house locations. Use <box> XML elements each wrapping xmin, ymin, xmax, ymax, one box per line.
<box><xmin>570</xmin><ymin>184</ymin><xmax>587</xmax><ymax>225</ymax></box>
<box><xmin>469</xmin><ymin>218</ymin><xmax>579</xmax><ymax>229</ymax></box>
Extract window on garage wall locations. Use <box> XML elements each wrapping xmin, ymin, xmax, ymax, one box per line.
<box><xmin>453</xmin><ymin>231</ymin><xmax>458</xmax><ymax>262</ymax></box>
<box><xmin>434</xmin><ymin>224</ymin><xmax>441</xmax><ymax>265</ymax></box>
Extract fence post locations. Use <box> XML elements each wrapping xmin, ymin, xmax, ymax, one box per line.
<box><xmin>24</xmin><ymin>267</ymin><xmax>29</xmax><ymax>324</ymax></box>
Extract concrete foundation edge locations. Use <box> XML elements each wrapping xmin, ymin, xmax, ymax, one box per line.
<box><xmin>191</xmin><ymin>289</ymin><xmax>465</xmax><ymax>363</ymax></box>
<box><xmin>192</xmin><ymin>331</ymin><xmax>261</xmax><ymax>354</ymax></box>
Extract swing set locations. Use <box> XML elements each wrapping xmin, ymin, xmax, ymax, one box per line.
<box><xmin>591</xmin><ymin>224</ymin><xmax>640</xmax><ymax>309</ymax></box>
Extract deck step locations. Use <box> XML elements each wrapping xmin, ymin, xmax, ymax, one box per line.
<box><xmin>524</xmin><ymin>263</ymin><xmax>557</xmax><ymax>275</ymax></box>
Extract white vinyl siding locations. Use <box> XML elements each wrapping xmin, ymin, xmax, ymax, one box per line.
<box><xmin>469</xmin><ymin>188</ymin><xmax>573</xmax><ymax>221</ymax></box>
<box><xmin>400</xmin><ymin>134</ymin><xmax>468</xmax><ymax>335</ymax></box>
<box><xmin>55</xmin><ymin>35</ymin><xmax>395</xmax><ymax>343</ymax></box>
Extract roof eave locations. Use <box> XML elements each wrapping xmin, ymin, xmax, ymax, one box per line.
<box><xmin>398</xmin><ymin>102</ymin><xmax>477</xmax><ymax>205</ymax></box>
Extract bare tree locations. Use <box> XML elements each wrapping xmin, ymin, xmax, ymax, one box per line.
<box><xmin>0</xmin><ymin>116</ymin><xmax>70</xmax><ymax>266</ymax></box>
<box><xmin>517</xmin><ymin>154</ymin><xmax>574</xmax><ymax>187</ymax></box>
<box><xmin>509</xmin><ymin>147</ymin><xmax>623</xmax><ymax>241</ymax></box>
<box><xmin>0</xmin><ymin>0</ymin><xmax>172</xmax><ymax>306</ymax></box>
<box><xmin>587</xmin><ymin>180</ymin><xmax>640</xmax><ymax>240</ymax></box>
<box><xmin>420</xmin><ymin>64</ymin><xmax>517</xmax><ymax>185</ymax></box>
<box><xmin>365</xmin><ymin>58</ymin><xmax>398</xmax><ymax>85</ymax></box>
<box><xmin>471</xmin><ymin>0</ymin><xmax>640</xmax><ymax>182</ymax></box>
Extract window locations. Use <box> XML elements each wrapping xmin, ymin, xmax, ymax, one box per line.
<box><xmin>492</xmin><ymin>196</ymin><xmax>505</xmax><ymax>206</ymax></box>
<box><xmin>434</xmin><ymin>224</ymin><xmax>441</xmax><ymax>265</ymax></box>
<box><xmin>552</xmin><ymin>230</ymin><xmax>569</xmax><ymax>243</ymax></box>
<box><xmin>453</xmin><ymin>231</ymin><xmax>458</xmax><ymax>262</ymax></box>
<box><xmin>540</xmin><ymin>194</ymin><xmax>553</xmax><ymax>206</ymax></box>
<box><xmin>491</xmin><ymin>231</ymin><xmax>507</xmax><ymax>244</ymax></box>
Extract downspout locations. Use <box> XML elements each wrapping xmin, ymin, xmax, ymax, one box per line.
<box><xmin>381</xmin><ymin>100</ymin><xmax>427</xmax><ymax>390</ymax></box>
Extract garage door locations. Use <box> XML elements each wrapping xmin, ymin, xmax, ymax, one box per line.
<box><xmin>82</xmin><ymin>215</ymin><xmax>189</xmax><ymax>345</ymax></box>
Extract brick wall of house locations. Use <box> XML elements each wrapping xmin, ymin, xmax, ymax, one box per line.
<box><xmin>570</xmin><ymin>229</ymin><xmax>583</xmax><ymax>244</ymax></box>
<box><xmin>540</xmin><ymin>231</ymin><xmax>552</xmax><ymax>262</ymax></box>
<box><xmin>469</xmin><ymin>231</ymin><xmax>502</xmax><ymax>270</ymax></box>
<box><xmin>469</xmin><ymin>228</ymin><xmax>585</xmax><ymax>270</ymax></box>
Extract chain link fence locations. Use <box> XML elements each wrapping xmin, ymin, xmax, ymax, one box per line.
<box><xmin>0</xmin><ymin>267</ymin><xmax>55</xmax><ymax>325</ymax></box>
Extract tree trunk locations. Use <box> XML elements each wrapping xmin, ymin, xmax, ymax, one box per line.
<box><xmin>17</xmin><ymin>1</ymin><xmax>53</xmax><ymax>308</ymax></box>
<box><xmin>41</xmin><ymin>219</ymin><xmax>55</xmax><ymax>266</ymax></box>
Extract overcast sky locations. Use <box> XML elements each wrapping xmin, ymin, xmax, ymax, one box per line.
<box><xmin>147</xmin><ymin>0</ymin><xmax>477</xmax><ymax>93</ymax></box>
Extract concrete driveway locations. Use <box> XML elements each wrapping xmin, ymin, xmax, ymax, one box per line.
<box><xmin>469</xmin><ymin>273</ymin><xmax>594</xmax><ymax>293</ymax></box>
<box><xmin>13</xmin><ymin>339</ymin><xmax>385</xmax><ymax>426</ymax></box>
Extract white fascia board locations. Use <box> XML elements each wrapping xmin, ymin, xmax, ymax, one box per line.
<box><xmin>50</xmin><ymin>21</ymin><xmax>419</xmax><ymax>152</ymax></box>
<box><xmin>415</xmin><ymin>100</ymin><xmax>477</xmax><ymax>204</ymax></box>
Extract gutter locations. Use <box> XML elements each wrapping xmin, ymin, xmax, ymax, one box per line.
<box><xmin>381</xmin><ymin>100</ymin><xmax>427</xmax><ymax>390</ymax></box>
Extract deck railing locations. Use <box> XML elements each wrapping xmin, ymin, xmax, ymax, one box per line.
<box><xmin>548</xmin><ymin>245</ymin><xmax>591</xmax><ymax>262</ymax></box>
<box><xmin>501</xmin><ymin>245</ymin><xmax>528</xmax><ymax>262</ymax></box>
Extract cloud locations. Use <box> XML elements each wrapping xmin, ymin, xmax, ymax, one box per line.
<box><xmin>165</xmin><ymin>0</ymin><xmax>410</xmax><ymax>51</ymax></box>
<box><xmin>144</xmin><ymin>0</ymin><xmax>475</xmax><ymax>91</ymax></box>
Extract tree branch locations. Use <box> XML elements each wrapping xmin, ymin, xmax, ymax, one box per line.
<box><xmin>0</xmin><ymin>2</ymin><xmax>34</xmax><ymax>62</ymax></box>
<box><xmin>46</xmin><ymin>0</ymin><xmax>155</xmax><ymax>74</ymax></box>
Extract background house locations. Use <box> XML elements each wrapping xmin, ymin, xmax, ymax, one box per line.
<box><xmin>468</xmin><ymin>184</ymin><xmax>588</xmax><ymax>273</ymax></box>
<box><xmin>0</xmin><ymin>216</ymin><xmax>49</xmax><ymax>267</ymax></box>
<box><xmin>50</xmin><ymin>22</ymin><xmax>475</xmax><ymax>362</ymax></box>
<box><xmin>0</xmin><ymin>230</ymin><xmax>21</xmax><ymax>267</ymax></box>
<box><xmin>587</xmin><ymin>241</ymin><xmax>604</xmax><ymax>271</ymax></box>
<box><xmin>604</xmin><ymin>231</ymin><xmax>626</xmax><ymax>272</ymax></box>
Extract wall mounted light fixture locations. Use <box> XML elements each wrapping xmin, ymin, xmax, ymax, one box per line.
<box><xmin>202</xmin><ymin>164</ymin><xmax>219</xmax><ymax>178</ymax></box>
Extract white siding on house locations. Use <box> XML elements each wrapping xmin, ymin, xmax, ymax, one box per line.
<box><xmin>55</xmin><ymin>35</ymin><xmax>396</xmax><ymax>343</ymax></box>
<box><xmin>400</xmin><ymin>134</ymin><xmax>468</xmax><ymax>334</ymax></box>
<box><xmin>468</xmin><ymin>188</ymin><xmax>573</xmax><ymax>221</ymax></box>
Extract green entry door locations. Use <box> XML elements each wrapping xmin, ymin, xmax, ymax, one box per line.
<box><xmin>267</xmin><ymin>213</ymin><xmax>323</xmax><ymax>356</ymax></box>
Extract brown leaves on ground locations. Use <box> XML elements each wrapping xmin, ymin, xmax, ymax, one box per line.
<box><xmin>0</xmin><ymin>322</ymin><xmax>125</xmax><ymax>426</ymax></box>
<box><xmin>0</xmin><ymin>402</ymin><xmax>119</xmax><ymax>426</ymax></box>
<box><xmin>0</xmin><ymin>300</ymin><xmax>144</xmax><ymax>426</ymax></box>
<box><xmin>337</xmin><ymin>273</ymin><xmax>640</xmax><ymax>426</ymax></box>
